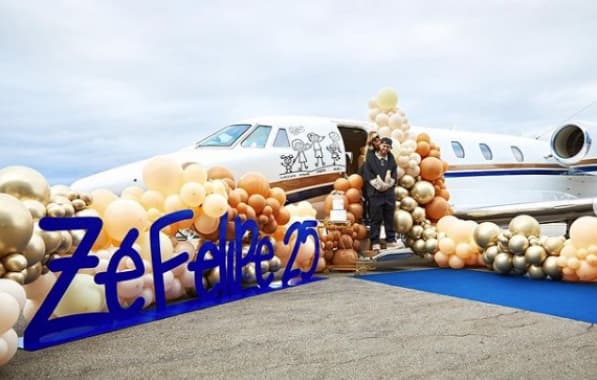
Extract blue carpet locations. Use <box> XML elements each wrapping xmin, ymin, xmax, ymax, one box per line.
<box><xmin>359</xmin><ymin>269</ymin><xmax>597</xmax><ymax>323</ymax></box>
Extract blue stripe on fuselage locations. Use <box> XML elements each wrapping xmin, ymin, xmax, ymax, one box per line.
<box><xmin>445</xmin><ymin>165</ymin><xmax>597</xmax><ymax>178</ymax></box>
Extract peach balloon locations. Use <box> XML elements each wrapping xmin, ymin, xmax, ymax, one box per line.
<box><xmin>347</xmin><ymin>174</ymin><xmax>364</xmax><ymax>190</ymax></box>
<box><xmin>569</xmin><ymin>216</ymin><xmax>597</xmax><ymax>248</ymax></box>
<box><xmin>436</xmin><ymin>215</ymin><xmax>459</xmax><ymax>235</ymax></box>
<box><xmin>576</xmin><ymin>260</ymin><xmax>597</xmax><ymax>282</ymax></box>
<box><xmin>117</xmin><ymin>277</ymin><xmax>144</xmax><ymax>299</ymax></box>
<box><xmin>207</xmin><ymin>166</ymin><xmax>235</xmax><ymax>182</ymax></box>
<box><xmin>203</xmin><ymin>193</ymin><xmax>228</xmax><ymax>218</ymax></box>
<box><xmin>455</xmin><ymin>242</ymin><xmax>473</xmax><ymax>259</ymax></box>
<box><xmin>137</xmin><ymin>230</ymin><xmax>174</xmax><ymax>262</ymax></box>
<box><xmin>333</xmin><ymin>177</ymin><xmax>350</xmax><ymax>192</ymax></box>
<box><xmin>24</xmin><ymin>272</ymin><xmax>56</xmax><ymax>300</ymax></box>
<box><xmin>180</xmin><ymin>182</ymin><xmax>206</xmax><ymax>208</ymax></box>
<box><xmin>142</xmin><ymin>156</ymin><xmax>183</xmax><ymax>196</ymax></box>
<box><xmin>140</xmin><ymin>190</ymin><xmax>165</xmax><ymax>211</ymax></box>
<box><xmin>182</xmin><ymin>163</ymin><xmax>208</xmax><ymax>184</ymax></box>
<box><xmin>238</xmin><ymin>172</ymin><xmax>270</xmax><ymax>197</ymax></box>
<box><xmin>426</xmin><ymin>197</ymin><xmax>450</xmax><ymax>221</ymax></box>
<box><xmin>194</xmin><ymin>213</ymin><xmax>220</xmax><ymax>235</ymax></box>
<box><xmin>269</xmin><ymin>187</ymin><xmax>286</xmax><ymax>206</ymax></box>
<box><xmin>438</xmin><ymin>237</ymin><xmax>456</xmax><ymax>255</ymax></box>
<box><xmin>90</xmin><ymin>188</ymin><xmax>118</xmax><ymax>214</ymax></box>
<box><xmin>0</xmin><ymin>329</ymin><xmax>18</xmax><ymax>366</ymax></box>
<box><xmin>0</xmin><ymin>293</ymin><xmax>19</xmax><ymax>333</ymax></box>
<box><xmin>448</xmin><ymin>255</ymin><xmax>465</xmax><ymax>269</ymax></box>
<box><xmin>163</xmin><ymin>194</ymin><xmax>186</xmax><ymax>213</ymax></box>
<box><xmin>434</xmin><ymin>251</ymin><xmax>449</xmax><ymax>267</ymax></box>
<box><xmin>121</xmin><ymin>186</ymin><xmax>144</xmax><ymax>201</ymax></box>
<box><xmin>275</xmin><ymin>241</ymin><xmax>292</xmax><ymax>267</ymax></box>
<box><xmin>103</xmin><ymin>199</ymin><xmax>148</xmax><ymax>242</ymax></box>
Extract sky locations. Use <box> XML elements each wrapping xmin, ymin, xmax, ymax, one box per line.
<box><xmin>2</xmin><ymin>0</ymin><xmax>597</xmax><ymax>185</ymax></box>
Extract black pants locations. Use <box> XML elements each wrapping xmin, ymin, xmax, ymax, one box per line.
<box><xmin>369</xmin><ymin>192</ymin><xmax>396</xmax><ymax>244</ymax></box>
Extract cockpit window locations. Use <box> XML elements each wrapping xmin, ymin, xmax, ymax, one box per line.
<box><xmin>511</xmin><ymin>145</ymin><xmax>524</xmax><ymax>162</ymax></box>
<box><xmin>241</xmin><ymin>125</ymin><xmax>272</xmax><ymax>148</ymax></box>
<box><xmin>196</xmin><ymin>124</ymin><xmax>251</xmax><ymax>147</ymax></box>
<box><xmin>479</xmin><ymin>143</ymin><xmax>493</xmax><ymax>160</ymax></box>
<box><xmin>273</xmin><ymin>128</ymin><xmax>290</xmax><ymax>147</ymax></box>
<box><xmin>451</xmin><ymin>141</ymin><xmax>465</xmax><ymax>158</ymax></box>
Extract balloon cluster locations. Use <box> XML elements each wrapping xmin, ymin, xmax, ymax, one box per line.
<box><xmin>365</xmin><ymin>88</ymin><xmax>450</xmax><ymax>256</ymax></box>
<box><xmin>320</xmin><ymin>175</ymin><xmax>368</xmax><ymax>268</ymax></box>
<box><xmin>555</xmin><ymin>216</ymin><xmax>597</xmax><ymax>281</ymax></box>
<box><xmin>432</xmin><ymin>216</ymin><xmax>484</xmax><ymax>269</ymax></box>
<box><xmin>0</xmin><ymin>279</ymin><xmax>26</xmax><ymax>366</ymax></box>
<box><xmin>0</xmin><ymin>166</ymin><xmax>92</xmax><ymax>285</ymax></box>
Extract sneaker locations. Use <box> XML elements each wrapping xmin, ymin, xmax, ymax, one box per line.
<box><xmin>385</xmin><ymin>241</ymin><xmax>405</xmax><ymax>250</ymax></box>
<box><xmin>371</xmin><ymin>243</ymin><xmax>381</xmax><ymax>251</ymax></box>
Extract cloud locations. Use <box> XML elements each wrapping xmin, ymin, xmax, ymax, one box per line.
<box><xmin>2</xmin><ymin>0</ymin><xmax>597</xmax><ymax>185</ymax></box>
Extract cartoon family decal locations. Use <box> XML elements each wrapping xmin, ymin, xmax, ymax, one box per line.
<box><xmin>280</xmin><ymin>131</ymin><xmax>343</xmax><ymax>175</ymax></box>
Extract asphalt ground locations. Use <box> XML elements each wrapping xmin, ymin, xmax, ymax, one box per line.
<box><xmin>2</xmin><ymin>261</ymin><xmax>596</xmax><ymax>380</ymax></box>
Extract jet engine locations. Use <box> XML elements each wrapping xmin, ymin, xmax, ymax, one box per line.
<box><xmin>550</xmin><ymin>122</ymin><xmax>594</xmax><ymax>166</ymax></box>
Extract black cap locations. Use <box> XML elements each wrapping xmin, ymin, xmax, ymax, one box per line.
<box><xmin>381</xmin><ymin>137</ymin><xmax>392</xmax><ymax>147</ymax></box>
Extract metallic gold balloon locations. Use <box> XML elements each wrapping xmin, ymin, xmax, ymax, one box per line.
<box><xmin>0</xmin><ymin>166</ymin><xmax>50</xmax><ymax>203</ymax></box>
<box><xmin>394</xmin><ymin>210</ymin><xmax>413</xmax><ymax>234</ymax></box>
<box><xmin>80</xmin><ymin>193</ymin><xmax>93</xmax><ymax>206</ymax></box>
<box><xmin>412</xmin><ymin>207</ymin><xmax>426</xmax><ymax>223</ymax></box>
<box><xmin>23</xmin><ymin>232</ymin><xmax>45</xmax><ymax>265</ymax></box>
<box><xmin>242</xmin><ymin>264</ymin><xmax>257</xmax><ymax>283</ymax></box>
<box><xmin>207</xmin><ymin>269</ymin><xmax>220</xmax><ymax>287</ymax></box>
<box><xmin>22</xmin><ymin>199</ymin><xmax>47</xmax><ymax>220</ymax></box>
<box><xmin>63</xmin><ymin>203</ymin><xmax>75</xmax><ymax>217</ymax></box>
<box><xmin>508</xmin><ymin>234</ymin><xmax>529</xmax><ymax>255</ymax></box>
<box><xmin>512</xmin><ymin>255</ymin><xmax>528</xmax><ymax>271</ymax></box>
<box><xmin>493</xmin><ymin>252</ymin><xmax>513</xmax><ymax>274</ymax></box>
<box><xmin>543</xmin><ymin>256</ymin><xmax>562</xmax><ymax>280</ymax></box>
<box><xmin>0</xmin><ymin>262</ymin><xmax>4</xmax><ymax>277</ymax></box>
<box><xmin>528</xmin><ymin>265</ymin><xmax>546</xmax><ymax>280</ymax></box>
<box><xmin>70</xmin><ymin>230</ymin><xmax>85</xmax><ymax>248</ymax></box>
<box><xmin>422</xmin><ymin>226</ymin><xmax>437</xmax><ymax>240</ymax></box>
<box><xmin>24</xmin><ymin>261</ymin><xmax>42</xmax><ymax>284</ymax></box>
<box><xmin>544</xmin><ymin>236</ymin><xmax>565</xmax><ymax>256</ymax></box>
<box><xmin>473</xmin><ymin>222</ymin><xmax>501</xmax><ymax>249</ymax></box>
<box><xmin>269</xmin><ymin>256</ymin><xmax>281</xmax><ymax>272</ymax></box>
<box><xmin>66</xmin><ymin>191</ymin><xmax>79</xmax><ymax>201</ymax></box>
<box><xmin>3</xmin><ymin>253</ymin><xmax>28</xmax><ymax>272</ymax></box>
<box><xmin>4</xmin><ymin>271</ymin><xmax>25</xmax><ymax>284</ymax></box>
<box><xmin>408</xmin><ymin>225</ymin><xmax>424</xmax><ymax>239</ymax></box>
<box><xmin>55</xmin><ymin>231</ymin><xmax>73</xmax><ymax>256</ymax></box>
<box><xmin>525</xmin><ymin>245</ymin><xmax>546</xmax><ymax>266</ymax></box>
<box><xmin>484</xmin><ymin>245</ymin><xmax>500</xmax><ymax>265</ymax></box>
<box><xmin>400</xmin><ymin>196</ymin><xmax>417</xmax><ymax>212</ymax></box>
<box><xmin>395</xmin><ymin>186</ymin><xmax>409</xmax><ymax>201</ymax></box>
<box><xmin>423</xmin><ymin>253</ymin><xmax>434</xmax><ymax>262</ymax></box>
<box><xmin>0</xmin><ymin>193</ymin><xmax>34</xmax><ymax>256</ymax></box>
<box><xmin>72</xmin><ymin>199</ymin><xmax>86</xmax><ymax>211</ymax></box>
<box><xmin>50</xmin><ymin>195</ymin><xmax>70</xmax><ymax>205</ymax></box>
<box><xmin>46</xmin><ymin>203</ymin><xmax>66</xmax><ymax>218</ymax></box>
<box><xmin>411</xmin><ymin>181</ymin><xmax>435</xmax><ymax>205</ymax></box>
<box><xmin>509</xmin><ymin>215</ymin><xmax>540</xmax><ymax>237</ymax></box>
<box><xmin>50</xmin><ymin>184</ymin><xmax>71</xmax><ymax>197</ymax></box>
<box><xmin>36</xmin><ymin>226</ymin><xmax>62</xmax><ymax>254</ymax></box>
<box><xmin>399</xmin><ymin>175</ymin><xmax>415</xmax><ymax>189</ymax></box>
<box><xmin>412</xmin><ymin>239</ymin><xmax>426</xmax><ymax>254</ymax></box>
<box><xmin>424</xmin><ymin>238</ymin><xmax>438</xmax><ymax>253</ymax></box>
<box><xmin>260</xmin><ymin>260</ymin><xmax>270</xmax><ymax>274</ymax></box>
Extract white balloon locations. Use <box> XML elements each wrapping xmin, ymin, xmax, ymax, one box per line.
<box><xmin>367</xmin><ymin>98</ymin><xmax>378</xmax><ymax>109</ymax></box>
<box><xmin>0</xmin><ymin>329</ymin><xmax>18</xmax><ymax>366</ymax></box>
<box><xmin>375</xmin><ymin>113</ymin><xmax>389</xmax><ymax>127</ymax></box>
<box><xmin>0</xmin><ymin>293</ymin><xmax>19</xmax><ymax>333</ymax></box>
<box><xmin>0</xmin><ymin>279</ymin><xmax>26</xmax><ymax>311</ymax></box>
<box><xmin>406</xmin><ymin>165</ymin><xmax>421</xmax><ymax>177</ymax></box>
<box><xmin>368</xmin><ymin>108</ymin><xmax>379</xmax><ymax>122</ymax></box>
<box><xmin>389</xmin><ymin>113</ymin><xmax>403</xmax><ymax>129</ymax></box>
<box><xmin>377</xmin><ymin>126</ymin><xmax>391</xmax><ymax>138</ymax></box>
<box><xmin>390</xmin><ymin>129</ymin><xmax>404</xmax><ymax>142</ymax></box>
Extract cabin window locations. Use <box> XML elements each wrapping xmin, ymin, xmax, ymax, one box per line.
<box><xmin>479</xmin><ymin>143</ymin><xmax>493</xmax><ymax>160</ymax></box>
<box><xmin>241</xmin><ymin>125</ymin><xmax>272</xmax><ymax>148</ymax></box>
<box><xmin>451</xmin><ymin>141</ymin><xmax>465</xmax><ymax>158</ymax></box>
<box><xmin>511</xmin><ymin>145</ymin><xmax>524</xmax><ymax>162</ymax></box>
<box><xmin>273</xmin><ymin>128</ymin><xmax>290</xmax><ymax>147</ymax></box>
<box><xmin>196</xmin><ymin>124</ymin><xmax>251</xmax><ymax>147</ymax></box>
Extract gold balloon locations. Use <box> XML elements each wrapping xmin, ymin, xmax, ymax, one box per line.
<box><xmin>0</xmin><ymin>262</ymin><xmax>4</xmax><ymax>277</ymax></box>
<box><xmin>4</xmin><ymin>270</ymin><xmax>25</xmax><ymax>284</ymax></box>
<box><xmin>399</xmin><ymin>175</ymin><xmax>416</xmax><ymax>189</ymax></box>
<box><xmin>412</xmin><ymin>239</ymin><xmax>426</xmax><ymax>254</ymax></box>
<box><xmin>525</xmin><ymin>245</ymin><xmax>546</xmax><ymax>266</ymax></box>
<box><xmin>508</xmin><ymin>234</ymin><xmax>529</xmax><ymax>255</ymax></box>
<box><xmin>70</xmin><ymin>230</ymin><xmax>85</xmax><ymax>248</ymax></box>
<box><xmin>473</xmin><ymin>222</ymin><xmax>501</xmax><ymax>249</ymax></box>
<box><xmin>207</xmin><ymin>268</ymin><xmax>220</xmax><ymax>287</ymax></box>
<box><xmin>62</xmin><ymin>202</ymin><xmax>75</xmax><ymax>217</ymax></box>
<box><xmin>22</xmin><ymin>199</ymin><xmax>47</xmax><ymax>220</ymax></box>
<box><xmin>55</xmin><ymin>231</ymin><xmax>73</xmax><ymax>256</ymax></box>
<box><xmin>400</xmin><ymin>196</ymin><xmax>417</xmax><ymax>212</ymax></box>
<box><xmin>72</xmin><ymin>199</ymin><xmax>86</xmax><ymax>211</ymax></box>
<box><xmin>408</xmin><ymin>225</ymin><xmax>424</xmax><ymax>239</ymax></box>
<box><xmin>35</xmin><ymin>225</ymin><xmax>62</xmax><ymax>254</ymax></box>
<box><xmin>3</xmin><ymin>253</ymin><xmax>28</xmax><ymax>272</ymax></box>
<box><xmin>66</xmin><ymin>191</ymin><xmax>79</xmax><ymax>201</ymax></box>
<box><xmin>543</xmin><ymin>256</ymin><xmax>562</xmax><ymax>280</ymax></box>
<box><xmin>395</xmin><ymin>186</ymin><xmax>409</xmax><ymax>201</ymax></box>
<box><xmin>424</xmin><ymin>238</ymin><xmax>438</xmax><ymax>253</ymax></box>
<box><xmin>80</xmin><ymin>193</ymin><xmax>93</xmax><ymax>206</ymax></box>
<box><xmin>509</xmin><ymin>215</ymin><xmax>540</xmax><ymax>237</ymax></box>
<box><xmin>411</xmin><ymin>181</ymin><xmax>435</xmax><ymax>205</ymax></box>
<box><xmin>528</xmin><ymin>265</ymin><xmax>546</xmax><ymax>280</ymax></box>
<box><xmin>512</xmin><ymin>255</ymin><xmax>528</xmax><ymax>271</ymax></box>
<box><xmin>269</xmin><ymin>256</ymin><xmax>281</xmax><ymax>272</ymax></box>
<box><xmin>422</xmin><ymin>226</ymin><xmax>437</xmax><ymax>240</ymax></box>
<box><xmin>394</xmin><ymin>210</ymin><xmax>413</xmax><ymax>234</ymax></box>
<box><xmin>0</xmin><ymin>193</ymin><xmax>34</xmax><ymax>256</ymax></box>
<box><xmin>24</xmin><ymin>262</ymin><xmax>42</xmax><ymax>284</ymax></box>
<box><xmin>242</xmin><ymin>264</ymin><xmax>257</xmax><ymax>284</ymax></box>
<box><xmin>46</xmin><ymin>203</ymin><xmax>66</xmax><ymax>218</ymax></box>
<box><xmin>493</xmin><ymin>252</ymin><xmax>513</xmax><ymax>274</ymax></box>
<box><xmin>23</xmin><ymin>233</ymin><xmax>45</xmax><ymax>265</ymax></box>
<box><xmin>544</xmin><ymin>236</ymin><xmax>565</xmax><ymax>256</ymax></box>
<box><xmin>412</xmin><ymin>207</ymin><xmax>426</xmax><ymax>223</ymax></box>
<box><xmin>0</xmin><ymin>166</ymin><xmax>50</xmax><ymax>203</ymax></box>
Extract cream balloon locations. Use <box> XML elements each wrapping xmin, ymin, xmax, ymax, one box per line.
<box><xmin>182</xmin><ymin>163</ymin><xmax>208</xmax><ymax>184</ymax></box>
<box><xmin>376</xmin><ymin>88</ymin><xmax>398</xmax><ymax>111</ymax></box>
<box><xmin>142</xmin><ymin>156</ymin><xmax>183</xmax><ymax>195</ymax></box>
<box><xmin>0</xmin><ymin>292</ymin><xmax>19</xmax><ymax>332</ymax></box>
<box><xmin>0</xmin><ymin>329</ymin><xmax>18</xmax><ymax>366</ymax></box>
<box><xmin>121</xmin><ymin>186</ymin><xmax>144</xmax><ymax>201</ymax></box>
<box><xmin>103</xmin><ymin>199</ymin><xmax>148</xmax><ymax>242</ymax></box>
<box><xmin>375</xmin><ymin>113</ymin><xmax>389</xmax><ymax>127</ymax></box>
<box><xmin>140</xmin><ymin>190</ymin><xmax>165</xmax><ymax>211</ymax></box>
<box><xmin>203</xmin><ymin>193</ymin><xmax>228</xmax><ymax>218</ymax></box>
<box><xmin>389</xmin><ymin>113</ymin><xmax>403</xmax><ymax>129</ymax></box>
<box><xmin>569</xmin><ymin>216</ymin><xmax>597</xmax><ymax>248</ymax></box>
<box><xmin>137</xmin><ymin>230</ymin><xmax>174</xmax><ymax>262</ymax></box>
<box><xmin>0</xmin><ymin>193</ymin><xmax>33</xmax><ymax>256</ymax></box>
<box><xmin>163</xmin><ymin>194</ymin><xmax>186</xmax><ymax>213</ymax></box>
<box><xmin>54</xmin><ymin>274</ymin><xmax>105</xmax><ymax>316</ymax></box>
<box><xmin>0</xmin><ymin>278</ymin><xmax>26</xmax><ymax>310</ymax></box>
<box><xmin>180</xmin><ymin>182</ymin><xmax>206</xmax><ymax>208</ymax></box>
<box><xmin>89</xmin><ymin>189</ymin><xmax>118</xmax><ymax>215</ymax></box>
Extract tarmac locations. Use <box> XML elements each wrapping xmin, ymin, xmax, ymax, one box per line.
<box><xmin>2</xmin><ymin>260</ymin><xmax>597</xmax><ymax>380</ymax></box>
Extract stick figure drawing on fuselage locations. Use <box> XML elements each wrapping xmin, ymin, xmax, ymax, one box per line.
<box><xmin>291</xmin><ymin>139</ymin><xmax>311</xmax><ymax>171</ymax></box>
<box><xmin>326</xmin><ymin>131</ymin><xmax>342</xmax><ymax>165</ymax></box>
<box><xmin>307</xmin><ymin>132</ymin><xmax>326</xmax><ymax>167</ymax></box>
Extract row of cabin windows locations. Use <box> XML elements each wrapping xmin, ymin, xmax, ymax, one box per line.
<box><xmin>450</xmin><ymin>141</ymin><xmax>524</xmax><ymax>162</ymax></box>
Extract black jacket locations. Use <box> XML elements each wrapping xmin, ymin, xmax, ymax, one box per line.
<box><xmin>362</xmin><ymin>150</ymin><xmax>397</xmax><ymax>197</ymax></box>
